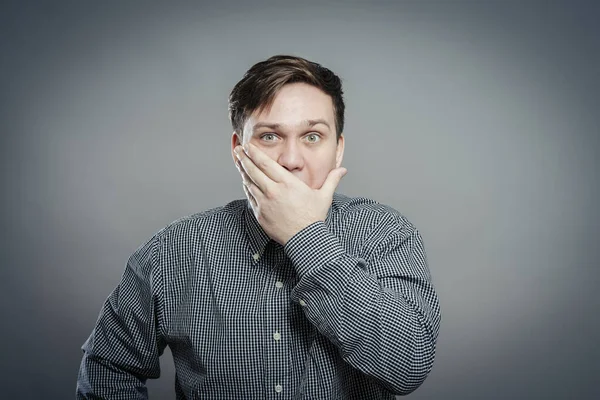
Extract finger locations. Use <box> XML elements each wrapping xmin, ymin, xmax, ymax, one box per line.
<box><xmin>242</xmin><ymin>142</ymin><xmax>289</xmax><ymax>183</ymax></box>
<box><xmin>242</xmin><ymin>181</ymin><xmax>257</xmax><ymax>209</ymax></box>
<box><xmin>239</xmin><ymin>160</ymin><xmax>263</xmax><ymax>204</ymax></box>
<box><xmin>319</xmin><ymin>167</ymin><xmax>347</xmax><ymax>194</ymax></box>
<box><xmin>237</xmin><ymin>159</ymin><xmax>263</xmax><ymax>194</ymax></box>
<box><xmin>236</xmin><ymin>146</ymin><xmax>272</xmax><ymax>193</ymax></box>
<box><xmin>244</xmin><ymin>175</ymin><xmax>263</xmax><ymax>203</ymax></box>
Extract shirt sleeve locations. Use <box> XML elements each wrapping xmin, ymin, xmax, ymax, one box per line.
<box><xmin>76</xmin><ymin>234</ymin><xmax>167</xmax><ymax>399</ymax></box>
<box><xmin>284</xmin><ymin>215</ymin><xmax>441</xmax><ymax>396</ymax></box>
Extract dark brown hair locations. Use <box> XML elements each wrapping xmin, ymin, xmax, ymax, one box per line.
<box><xmin>228</xmin><ymin>55</ymin><xmax>345</xmax><ymax>141</ymax></box>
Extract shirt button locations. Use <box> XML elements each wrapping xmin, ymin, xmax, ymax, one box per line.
<box><xmin>275</xmin><ymin>281</ymin><xmax>284</xmax><ymax>289</ymax></box>
<box><xmin>274</xmin><ymin>384</ymin><xmax>283</xmax><ymax>393</ymax></box>
<box><xmin>252</xmin><ymin>253</ymin><xmax>260</xmax><ymax>261</ymax></box>
<box><xmin>299</xmin><ymin>299</ymin><xmax>307</xmax><ymax>307</ymax></box>
<box><xmin>273</xmin><ymin>331</ymin><xmax>281</xmax><ymax>341</ymax></box>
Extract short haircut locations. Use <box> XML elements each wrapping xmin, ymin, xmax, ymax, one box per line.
<box><xmin>228</xmin><ymin>55</ymin><xmax>345</xmax><ymax>141</ymax></box>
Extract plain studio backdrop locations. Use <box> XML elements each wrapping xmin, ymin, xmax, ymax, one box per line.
<box><xmin>1</xmin><ymin>1</ymin><xmax>598</xmax><ymax>399</ymax></box>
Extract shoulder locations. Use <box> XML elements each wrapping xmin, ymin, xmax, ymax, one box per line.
<box><xmin>156</xmin><ymin>198</ymin><xmax>245</xmax><ymax>240</ymax></box>
<box><xmin>332</xmin><ymin>193</ymin><xmax>427</xmax><ymax>268</ymax></box>
<box><xmin>128</xmin><ymin>199</ymin><xmax>247</xmax><ymax>277</ymax></box>
<box><xmin>135</xmin><ymin>198</ymin><xmax>247</xmax><ymax>257</ymax></box>
<box><xmin>332</xmin><ymin>192</ymin><xmax>416</xmax><ymax>239</ymax></box>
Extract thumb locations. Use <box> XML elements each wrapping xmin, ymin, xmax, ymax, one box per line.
<box><xmin>321</xmin><ymin>167</ymin><xmax>347</xmax><ymax>193</ymax></box>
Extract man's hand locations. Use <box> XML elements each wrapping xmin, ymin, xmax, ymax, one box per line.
<box><xmin>234</xmin><ymin>142</ymin><xmax>347</xmax><ymax>246</ymax></box>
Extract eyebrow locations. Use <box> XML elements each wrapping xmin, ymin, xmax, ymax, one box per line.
<box><xmin>252</xmin><ymin>118</ymin><xmax>331</xmax><ymax>134</ymax></box>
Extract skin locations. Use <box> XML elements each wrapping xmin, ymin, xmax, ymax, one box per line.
<box><xmin>230</xmin><ymin>82</ymin><xmax>348</xmax><ymax>245</ymax></box>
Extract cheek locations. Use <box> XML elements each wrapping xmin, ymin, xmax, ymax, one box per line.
<box><xmin>305</xmin><ymin>163</ymin><xmax>333</xmax><ymax>189</ymax></box>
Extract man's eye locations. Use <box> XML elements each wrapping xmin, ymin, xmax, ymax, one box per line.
<box><xmin>306</xmin><ymin>133</ymin><xmax>321</xmax><ymax>143</ymax></box>
<box><xmin>261</xmin><ymin>133</ymin><xmax>277</xmax><ymax>141</ymax></box>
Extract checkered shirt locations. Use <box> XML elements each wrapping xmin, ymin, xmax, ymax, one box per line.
<box><xmin>76</xmin><ymin>192</ymin><xmax>441</xmax><ymax>399</ymax></box>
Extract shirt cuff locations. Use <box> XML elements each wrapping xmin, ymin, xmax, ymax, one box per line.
<box><xmin>283</xmin><ymin>221</ymin><xmax>346</xmax><ymax>277</ymax></box>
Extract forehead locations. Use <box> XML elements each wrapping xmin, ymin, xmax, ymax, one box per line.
<box><xmin>245</xmin><ymin>83</ymin><xmax>335</xmax><ymax>129</ymax></box>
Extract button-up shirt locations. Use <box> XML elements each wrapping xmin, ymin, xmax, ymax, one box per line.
<box><xmin>77</xmin><ymin>192</ymin><xmax>441</xmax><ymax>399</ymax></box>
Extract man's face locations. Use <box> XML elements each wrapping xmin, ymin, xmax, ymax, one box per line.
<box><xmin>231</xmin><ymin>82</ymin><xmax>344</xmax><ymax>190</ymax></box>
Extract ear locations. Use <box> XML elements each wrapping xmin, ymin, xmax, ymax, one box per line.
<box><xmin>231</xmin><ymin>131</ymin><xmax>242</xmax><ymax>165</ymax></box>
<box><xmin>335</xmin><ymin>134</ymin><xmax>345</xmax><ymax>168</ymax></box>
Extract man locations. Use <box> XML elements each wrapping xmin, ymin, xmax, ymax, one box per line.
<box><xmin>76</xmin><ymin>55</ymin><xmax>441</xmax><ymax>399</ymax></box>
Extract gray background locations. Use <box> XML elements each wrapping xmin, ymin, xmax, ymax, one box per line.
<box><xmin>1</xmin><ymin>0</ymin><xmax>598</xmax><ymax>399</ymax></box>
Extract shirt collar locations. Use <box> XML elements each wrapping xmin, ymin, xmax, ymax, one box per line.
<box><xmin>242</xmin><ymin>192</ymin><xmax>339</xmax><ymax>260</ymax></box>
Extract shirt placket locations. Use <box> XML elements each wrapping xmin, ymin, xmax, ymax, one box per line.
<box><xmin>260</xmin><ymin>242</ymin><xmax>292</xmax><ymax>399</ymax></box>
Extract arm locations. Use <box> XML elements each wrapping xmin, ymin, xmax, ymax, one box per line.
<box><xmin>76</xmin><ymin>234</ymin><xmax>167</xmax><ymax>399</ymax></box>
<box><xmin>284</xmin><ymin>215</ymin><xmax>441</xmax><ymax>395</ymax></box>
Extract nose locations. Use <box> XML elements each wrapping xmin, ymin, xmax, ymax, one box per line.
<box><xmin>277</xmin><ymin>140</ymin><xmax>304</xmax><ymax>172</ymax></box>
